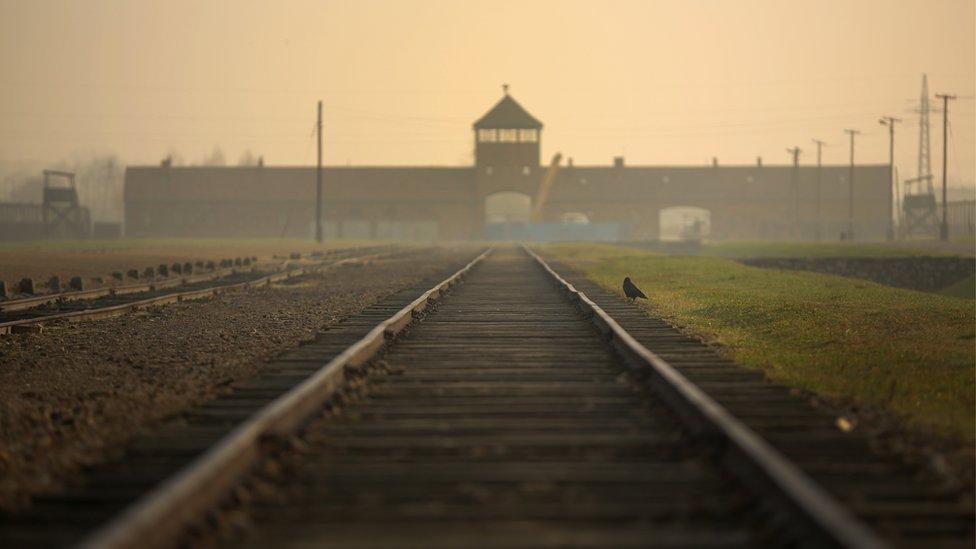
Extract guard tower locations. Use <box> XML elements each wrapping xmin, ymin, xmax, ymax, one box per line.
<box><xmin>473</xmin><ymin>86</ymin><xmax>545</xmax><ymax>238</ymax></box>
<box><xmin>473</xmin><ymin>86</ymin><xmax>543</xmax><ymax>186</ymax></box>
<box><xmin>42</xmin><ymin>170</ymin><xmax>90</xmax><ymax>238</ymax></box>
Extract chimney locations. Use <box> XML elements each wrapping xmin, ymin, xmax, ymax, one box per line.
<box><xmin>567</xmin><ymin>157</ymin><xmax>574</xmax><ymax>168</ymax></box>
<box><xmin>712</xmin><ymin>157</ymin><xmax>719</xmax><ymax>168</ymax></box>
<box><xmin>756</xmin><ymin>156</ymin><xmax>763</xmax><ymax>168</ymax></box>
<box><xmin>613</xmin><ymin>156</ymin><xmax>624</xmax><ymax>168</ymax></box>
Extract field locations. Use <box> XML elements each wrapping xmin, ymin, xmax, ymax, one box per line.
<box><xmin>0</xmin><ymin>238</ymin><xmax>385</xmax><ymax>289</ymax></box>
<box><xmin>697</xmin><ymin>239</ymin><xmax>976</xmax><ymax>259</ymax></box>
<box><xmin>940</xmin><ymin>275</ymin><xmax>976</xmax><ymax>300</ymax></box>
<box><xmin>544</xmin><ymin>242</ymin><xmax>976</xmax><ymax>440</ymax></box>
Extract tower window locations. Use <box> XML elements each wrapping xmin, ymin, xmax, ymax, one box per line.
<box><xmin>478</xmin><ymin>129</ymin><xmax>497</xmax><ymax>143</ymax></box>
<box><xmin>498</xmin><ymin>129</ymin><xmax>518</xmax><ymax>142</ymax></box>
<box><xmin>519</xmin><ymin>129</ymin><xmax>538</xmax><ymax>143</ymax></box>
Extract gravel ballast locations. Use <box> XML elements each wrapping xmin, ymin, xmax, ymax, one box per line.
<box><xmin>0</xmin><ymin>247</ymin><xmax>476</xmax><ymax>511</ymax></box>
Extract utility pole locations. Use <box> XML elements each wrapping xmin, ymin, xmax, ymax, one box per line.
<box><xmin>812</xmin><ymin>139</ymin><xmax>826</xmax><ymax>241</ymax></box>
<box><xmin>879</xmin><ymin>116</ymin><xmax>901</xmax><ymax>240</ymax></box>
<box><xmin>315</xmin><ymin>100</ymin><xmax>323</xmax><ymax>243</ymax></box>
<box><xmin>935</xmin><ymin>93</ymin><xmax>955</xmax><ymax>241</ymax></box>
<box><xmin>786</xmin><ymin>146</ymin><xmax>802</xmax><ymax>239</ymax></box>
<box><xmin>843</xmin><ymin>129</ymin><xmax>860</xmax><ymax>240</ymax></box>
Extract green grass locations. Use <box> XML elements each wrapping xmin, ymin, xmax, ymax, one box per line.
<box><xmin>698</xmin><ymin>240</ymin><xmax>971</xmax><ymax>259</ymax></box>
<box><xmin>545</xmin><ymin>242</ymin><xmax>976</xmax><ymax>440</ymax></box>
<box><xmin>940</xmin><ymin>275</ymin><xmax>976</xmax><ymax>300</ymax></box>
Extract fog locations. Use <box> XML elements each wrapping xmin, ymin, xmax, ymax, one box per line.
<box><xmin>1</xmin><ymin>0</ymin><xmax>973</xmax><ymax>179</ymax></box>
<box><xmin>0</xmin><ymin>0</ymin><xmax>973</xmax><ymax>242</ymax></box>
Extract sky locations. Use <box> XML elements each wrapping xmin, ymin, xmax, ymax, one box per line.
<box><xmin>1</xmin><ymin>0</ymin><xmax>973</xmax><ymax>186</ymax></box>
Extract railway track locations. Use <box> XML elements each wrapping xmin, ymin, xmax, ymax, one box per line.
<box><xmin>538</xmin><ymin>252</ymin><xmax>975</xmax><ymax>547</ymax></box>
<box><xmin>0</xmin><ymin>246</ymin><xmax>395</xmax><ymax>335</ymax></box>
<box><xmin>0</xmin><ymin>246</ymin><xmax>970</xmax><ymax>548</ymax></box>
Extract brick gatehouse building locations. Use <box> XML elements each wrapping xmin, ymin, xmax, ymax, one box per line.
<box><xmin>124</xmin><ymin>91</ymin><xmax>891</xmax><ymax>241</ymax></box>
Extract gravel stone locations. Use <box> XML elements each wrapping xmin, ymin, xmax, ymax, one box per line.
<box><xmin>0</xmin><ymin>247</ymin><xmax>474</xmax><ymax>510</ymax></box>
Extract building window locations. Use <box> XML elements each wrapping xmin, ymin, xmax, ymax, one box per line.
<box><xmin>519</xmin><ymin>129</ymin><xmax>538</xmax><ymax>143</ymax></box>
<box><xmin>498</xmin><ymin>129</ymin><xmax>518</xmax><ymax>142</ymax></box>
<box><xmin>485</xmin><ymin>166</ymin><xmax>493</xmax><ymax>175</ymax></box>
<box><xmin>478</xmin><ymin>129</ymin><xmax>497</xmax><ymax>143</ymax></box>
<box><xmin>522</xmin><ymin>166</ymin><xmax>531</xmax><ymax>176</ymax></box>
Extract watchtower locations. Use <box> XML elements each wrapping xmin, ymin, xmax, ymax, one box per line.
<box><xmin>472</xmin><ymin>87</ymin><xmax>545</xmax><ymax>237</ymax></box>
<box><xmin>42</xmin><ymin>170</ymin><xmax>90</xmax><ymax>238</ymax></box>
<box><xmin>473</xmin><ymin>86</ymin><xmax>543</xmax><ymax>180</ymax></box>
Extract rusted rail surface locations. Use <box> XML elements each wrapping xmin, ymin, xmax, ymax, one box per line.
<box><xmin>0</xmin><ymin>246</ymin><xmax>396</xmax><ymax>335</ymax></box>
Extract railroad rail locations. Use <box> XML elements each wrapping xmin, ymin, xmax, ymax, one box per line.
<box><xmin>0</xmin><ymin>246</ymin><xmax>395</xmax><ymax>335</ymax></box>
<box><xmin>538</xmin><ymin>252</ymin><xmax>975</xmax><ymax>546</ymax></box>
<box><xmin>0</xmin><ymin>246</ymin><xmax>971</xmax><ymax>548</ymax></box>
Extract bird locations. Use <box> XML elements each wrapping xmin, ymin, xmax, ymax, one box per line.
<box><xmin>622</xmin><ymin>277</ymin><xmax>647</xmax><ymax>302</ymax></box>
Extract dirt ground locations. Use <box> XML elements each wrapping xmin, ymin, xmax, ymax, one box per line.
<box><xmin>0</xmin><ymin>246</ymin><xmax>475</xmax><ymax>511</ymax></box>
<box><xmin>0</xmin><ymin>238</ymin><xmax>383</xmax><ymax>290</ymax></box>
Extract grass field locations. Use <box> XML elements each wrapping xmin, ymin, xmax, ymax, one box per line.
<box><xmin>698</xmin><ymin>239</ymin><xmax>975</xmax><ymax>259</ymax></box>
<box><xmin>545</xmin><ymin>243</ymin><xmax>976</xmax><ymax>440</ymax></box>
<box><xmin>0</xmin><ymin>238</ymin><xmax>385</xmax><ymax>288</ymax></box>
<box><xmin>940</xmin><ymin>275</ymin><xmax>976</xmax><ymax>300</ymax></box>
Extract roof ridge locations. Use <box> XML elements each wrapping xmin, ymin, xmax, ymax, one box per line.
<box><xmin>473</xmin><ymin>94</ymin><xmax>543</xmax><ymax>129</ymax></box>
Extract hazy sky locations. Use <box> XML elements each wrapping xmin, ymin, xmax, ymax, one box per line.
<box><xmin>1</xmin><ymin>0</ymin><xmax>973</xmax><ymax>185</ymax></box>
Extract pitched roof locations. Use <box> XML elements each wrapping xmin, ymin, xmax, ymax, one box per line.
<box><xmin>473</xmin><ymin>94</ymin><xmax>543</xmax><ymax>129</ymax></box>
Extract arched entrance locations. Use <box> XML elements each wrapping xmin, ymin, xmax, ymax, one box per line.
<box><xmin>484</xmin><ymin>191</ymin><xmax>531</xmax><ymax>239</ymax></box>
<box><xmin>485</xmin><ymin>191</ymin><xmax>531</xmax><ymax>224</ymax></box>
<box><xmin>659</xmin><ymin>206</ymin><xmax>711</xmax><ymax>242</ymax></box>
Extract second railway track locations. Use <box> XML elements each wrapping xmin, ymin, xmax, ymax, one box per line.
<box><xmin>0</xmin><ymin>246</ymin><xmax>971</xmax><ymax>548</ymax></box>
<box><xmin>0</xmin><ymin>246</ymin><xmax>397</xmax><ymax>335</ymax></box>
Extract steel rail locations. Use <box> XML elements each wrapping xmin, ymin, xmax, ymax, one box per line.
<box><xmin>76</xmin><ymin>248</ymin><xmax>491</xmax><ymax>549</ymax></box>
<box><xmin>0</xmin><ymin>251</ymin><xmax>392</xmax><ymax>335</ymax></box>
<box><xmin>525</xmin><ymin>246</ymin><xmax>887</xmax><ymax>549</ymax></box>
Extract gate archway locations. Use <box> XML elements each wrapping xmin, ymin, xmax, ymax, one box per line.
<box><xmin>484</xmin><ymin>191</ymin><xmax>532</xmax><ymax>239</ymax></box>
<box><xmin>659</xmin><ymin>206</ymin><xmax>711</xmax><ymax>241</ymax></box>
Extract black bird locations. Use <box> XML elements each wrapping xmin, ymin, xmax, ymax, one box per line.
<box><xmin>622</xmin><ymin>277</ymin><xmax>647</xmax><ymax>302</ymax></box>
